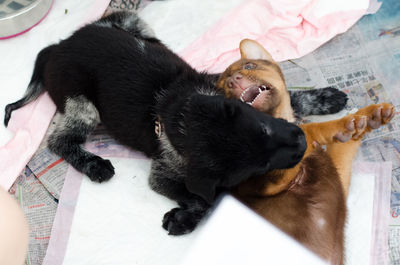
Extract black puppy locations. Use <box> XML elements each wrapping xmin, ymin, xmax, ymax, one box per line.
<box><xmin>4</xmin><ymin>12</ymin><xmax>338</xmax><ymax>235</ymax></box>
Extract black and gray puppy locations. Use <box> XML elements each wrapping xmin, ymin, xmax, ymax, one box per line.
<box><xmin>4</xmin><ymin>12</ymin><xmax>340</xmax><ymax>235</ymax></box>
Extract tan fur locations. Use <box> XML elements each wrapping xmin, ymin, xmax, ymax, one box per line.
<box><xmin>218</xmin><ymin>39</ymin><xmax>396</xmax><ymax>264</ymax></box>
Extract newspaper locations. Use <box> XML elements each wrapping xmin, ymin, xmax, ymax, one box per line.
<box><xmin>8</xmin><ymin>114</ymin><xmax>69</xmax><ymax>265</ymax></box>
<box><xmin>279</xmin><ymin>0</ymin><xmax>400</xmax><ymax>263</ymax></box>
<box><xmin>105</xmin><ymin>0</ymin><xmax>151</xmax><ymax>15</ymax></box>
<box><xmin>9</xmin><ymin>166</ymin><xmax>61</xmax><ymax>265</ymax></box>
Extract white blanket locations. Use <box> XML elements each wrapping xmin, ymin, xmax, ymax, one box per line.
<box><xmin>44</xmin><ymin>153</ymin><xmax>391</xmax><ymax>265</ymax></box>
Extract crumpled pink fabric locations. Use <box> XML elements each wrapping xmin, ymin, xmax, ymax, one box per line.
<box><xmin>180</xmin><ymin>0</ymin><xmax>377</xmax><ymax>73</ymax></box>
<box><xmin>0</xmin><ymin>94</ymin><xmax>56</xmax><ymax>190</ymax></box>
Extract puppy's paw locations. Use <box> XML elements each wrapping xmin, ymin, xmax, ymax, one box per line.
<box><xmin>84</xmin><ymin>157</ymin><xmax>115</xmax><ymax>182</ymax></box>
<box><xmin>366</xmin><ymin>103</ymin><xmax>395</xmax><ymax>129</ymax></box>
<box><xmin>334</xmin><ymin>115</ymin><xmax>367</xmax><ymax>142</ymax></box>
<box><xmin>162</xmin><ymin>208</ymin><xmax>202</xmax><ymax>236</ymax></box>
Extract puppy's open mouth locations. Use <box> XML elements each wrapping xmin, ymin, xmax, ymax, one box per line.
<box><xmin>240</xmin><ymin>84</ymin><xmax>273</xmax><ymax>105</ymax></box>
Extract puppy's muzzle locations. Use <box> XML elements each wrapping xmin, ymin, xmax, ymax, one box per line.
<box><xmin>269</xmin><ymin>123</ymin><xmax>306</xmax><ymax>170</ymax></box>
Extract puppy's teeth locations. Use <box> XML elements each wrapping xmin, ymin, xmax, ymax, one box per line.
<box><xmin>240</xmin><ymin>91</ymin><xmax>246</xmax><ymax>102</ymax></box>
<box><xmin>247</xmin><ymin>102</ymin><xmax>252</xmax><ymax>105</ymax></box>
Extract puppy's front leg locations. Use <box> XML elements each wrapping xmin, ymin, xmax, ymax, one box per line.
<box><xmin>300</xmin><ymin>102</ymin><xmax>395</xmax><ymax>147</ymax></box>
<box><xmin>299</xmin><ymin>114</ymin><xmax>368</xmax><ymax>147</ymax></box>
<box><xmin>327</xmin><ymin>103</ymin><xmax>395</xmax><ymax>196</ymax></box>
<box><xmin>149</xmin><ymin>159</ymin><xmax>210</xmax><ymax>235</ymax></box>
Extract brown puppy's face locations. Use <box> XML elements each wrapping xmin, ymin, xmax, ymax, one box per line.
<box><xmin>217</xmin><ymin>39</ymin><xmax>288</xmax><ymax>116</ymax></box>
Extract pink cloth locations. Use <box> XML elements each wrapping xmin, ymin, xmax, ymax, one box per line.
<box><xmin>0</xmin><ymin>94</ymin><xmax>56</xmax><ymax>190</ymax></box>
<box><xmin>180</xmin><ymin>0</ymin><xmax>372</xmax><ymax>73</ymax></box>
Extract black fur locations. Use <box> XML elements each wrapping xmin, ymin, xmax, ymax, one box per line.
<box><xmin>4</xmin><ymin>45</ymin><xmax>55</xmax><ymax>127</ymax></box>
<box><xmin>5</xmin><ymin>12</ymin><xmax>307</xmax><ymax>235</ymax></box>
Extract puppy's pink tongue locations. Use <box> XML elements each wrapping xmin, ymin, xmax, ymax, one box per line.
<box><xmin>241</xmin><ymin>86</ymin><xmax>260</xmax><ymax>103</ymax></box>
<box><xmin>251</xmin><ymin>91</ymin><xmax>269</xmax><ymax>110</ymax></box>
<box><xmin>251</xmin><ymin>96</ymin><xmax>264</xmax><ymax>109</ymax></box>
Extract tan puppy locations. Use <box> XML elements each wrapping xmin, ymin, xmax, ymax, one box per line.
<box><xmin>217</xmin><ymin>39</ymin><xmax>395</xmax><ymax>264</ymax></box>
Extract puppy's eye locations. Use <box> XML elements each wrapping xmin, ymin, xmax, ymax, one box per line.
<box><xmin>243</xmin><ymin>63</ymin><xmax>256</xmax><ymax>70</ymax></box>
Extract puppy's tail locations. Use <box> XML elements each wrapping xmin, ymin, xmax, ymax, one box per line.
<box><xmin>94</xmin><ymin>11</ymin><xmax>158</xmax><ymax>41</ymax></box>
<box><xmin>4</xmin><ymin>45</ymin><xmax>55</xmax><ymax>127</ymax></box>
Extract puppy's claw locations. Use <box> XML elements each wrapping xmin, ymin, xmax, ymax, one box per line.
<box><xmin>345</xmin><ymin>118</ymin><xmax>355</xmax><ymax>131</ymax></box>
<box><xmin>334</xmin><ymin>118</ymin><xmax>354</xmax><ymax>142</ymax></box>
<box><xmin>382</xmin><ymin>107</ymin><xmax>392</xmax><ymax>119</ymax></box>
<box><xmin>358</xmin><ymin>117</ymin><xmax>367</xmax><ymax>128</ymax></box>
<box><xmin>368</xmin><ymin>107</ymin><xmax>383</xmax><ymax>129</ymax></box>
<box><xmin>353</xmin><ymin>116</ymin><xmax>367</xmax><ymax>138</ymax></box>
<box><xmin>334</xmin><ymin>132</ymin><xmax>352</xmax><ymax>143</ymax></box>
<box><xmin>382</xmin><ymin>105</ymin><xmax>395</xmax><ymax>123</ymax></box>
<box><xmin>334</xmin><ymin>115</ymin><xmax>367</xmax><ymax>142</ymax></box>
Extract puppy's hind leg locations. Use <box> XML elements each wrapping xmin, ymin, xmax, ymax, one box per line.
<box><xmin>48</xmin><ymin>96</ymin><xmax>115</xmax><ymax>182</ymax></box>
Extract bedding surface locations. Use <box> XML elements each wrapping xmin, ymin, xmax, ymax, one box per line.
<box><xmin>2</xmin><ymin>0</ymin><xmax>398</xmax><ymax>264</ymax></box>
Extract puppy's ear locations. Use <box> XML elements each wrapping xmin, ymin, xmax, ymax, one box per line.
<box><xmin>240</xmin><ymin>39</ymin><xmax>274</xmax><ymax>61</ymax></box>
<box><xmin>185</xmin><ymin>176</ymin><xmax>217</xmax><ymax>204</ymax></box>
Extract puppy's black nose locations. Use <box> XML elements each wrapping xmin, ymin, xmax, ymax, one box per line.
<box><xmin>280</xmin><ymin>126</ymin><xmax>306</xmax><ymax>164</ymax></box>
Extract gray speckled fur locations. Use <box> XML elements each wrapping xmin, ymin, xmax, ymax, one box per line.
<box><xmin>94</xmin><ymin>11</ymin><xmax>155</xmax><ymax>39</ymax></box>
<box><xmin>149</xmin><ymin>131</ymin><xmax>209</xmax><ymax>235</ymax></box>
<box><xmin>150</xmin><ymin>84</ymin><xmax>219</xmax><ymax>192</ymax></box>
<box><xmin>195</xmin><ymin>85</ymin><xmax>219</xmax><ymax>97</ymax></box>
<box><xmin>47</xmin><ymin>96</ymin><xmax>115</xmax><ymax>182</ymax></box>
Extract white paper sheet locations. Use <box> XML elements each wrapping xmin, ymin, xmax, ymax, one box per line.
<box><xmin>56</xmin><ymin>156</ymin><xmax>390</xmax><ymax>265</ymax></box>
